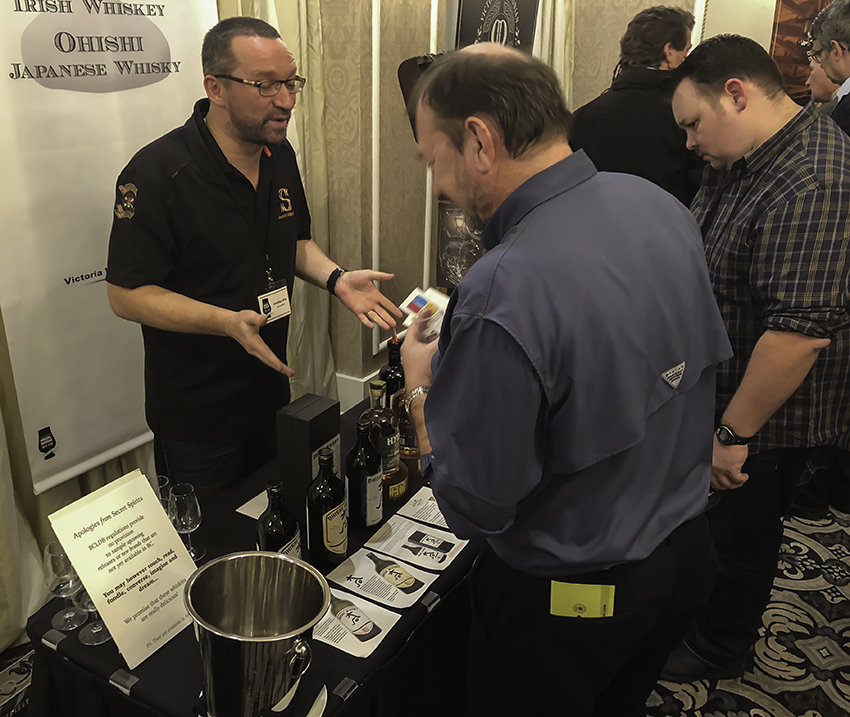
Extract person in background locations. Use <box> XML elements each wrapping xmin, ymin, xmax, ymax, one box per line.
<box><xmin>107</xmin><ymin>17</ymin><xmax>401</xmax><ymax>498</ymax></box>
<box><xmin>402</xmin><ymin>43</ymin><xmax>731</xmax><ymax>716</ymax></box>
<box><xmin>571</xmin><ymin>6</ymin><xmax>703</xmax><ymax>206</ymax></box>
<box><xmin>810</xmin><ymin>0</ymin><xmax>850</xmax><ymax>133</ymax></box>
<box><xmin>807</xmin><ymin>57</ymin><xmax>840</xmax><ymax>113</ymax></box>
<box><xmin>662</xmin><ymin>34</ymin><xmax>850</xmax><ymax>682</ymax></box>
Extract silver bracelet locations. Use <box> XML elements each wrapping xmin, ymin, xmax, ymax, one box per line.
<box><xmin>405</xmin><ymin>386</ymin><xmax>430</xmax><ymax>415</ymax></box>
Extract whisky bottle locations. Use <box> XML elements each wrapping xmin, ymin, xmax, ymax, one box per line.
<box><xmin>346</xmin><ymin>419</ymin><xmax>384</xmax><ymax>530</ymax></box>
<box><xmin>366</xmin><ymin>552</ymin><xmax>424</xmax><ymax>594</ymax></box>
<box><xmin>401</xmin><ymin>543</ymin><xmax>446</xmax><ymax>564</ymax></box>
<box><xmin>409</xmin><ymin>530</ymin><xmax>454</xmax><ymax>554</ymax></box>
<box><xmin>257</xmin><ymin>479</ymin><xmax>302</xmax><ymax>559</ymax></box>
<box><xmin>306</xmin><ymin>448</ymin><xmax>348</xmax><ymax>569</ymax></box>
<box><xmin>379</xmin><ymin>336</ymin><xmax>405</xmax><ymax>404</ymax></box>
<box><xmin>330</xmin><ymin>594</ymin><xmax>383</xmax><ymax>642</ymax></box>
<box><xmin>392</xmin><ymin>388</ymin><xmax>420</xmax><ymax>481</ymax></box>
<box><xmin>359</xmin><ymin>380</ymin><xmax>400</xmax><ymax>476</ymax></box>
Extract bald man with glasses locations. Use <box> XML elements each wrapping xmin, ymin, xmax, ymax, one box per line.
<box><xmin>107</xmin><ymin>17</ymin><xmax>402</xmax><ymax>497</ymax></box>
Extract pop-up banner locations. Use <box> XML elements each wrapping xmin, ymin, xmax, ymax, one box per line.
<box><xmin>0</xmin><ymin>1</ymin><xmax>218</xmax><ymax>494</ymax></box>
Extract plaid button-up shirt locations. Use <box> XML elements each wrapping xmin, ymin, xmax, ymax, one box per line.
<box><xmin>693</xmin><ymin>104</ymin><xmax>850</xmax><ymax>453</ymax></box>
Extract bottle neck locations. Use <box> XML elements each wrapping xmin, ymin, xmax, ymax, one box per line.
<box><xmin>387</xmin><ymin>341</ymin><xmax>401</xmax><ymax>366</ymax></box>
<box><xmin>319</xmin><ymin>458</ymin><xmax>334</xmax><ymax>482</ymax></box>
<box><xmin>369</xmin><ymin>389</ymin><xmax>384</xmax><ymax>410</ymax></box>
<box><xmin>266</xmin><ymin>489</ymin><xmax>283</xmax><ymax>509</ymax></box>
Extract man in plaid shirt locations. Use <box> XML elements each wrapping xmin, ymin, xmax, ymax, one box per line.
<box><xmin>662</xmin><ymin>34</ymin><xmax>850</xmax><ymax>681</ymax></box>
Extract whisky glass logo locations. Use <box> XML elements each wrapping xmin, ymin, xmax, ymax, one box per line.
<box><xmin>476</xmin><ymin>0</ymin><xmax>521</xmax><ymax>47</ymax></box>
<box><xmin>37</xmin><ymin>426</ymin><xmax>57</xmax><ymax>460</ymax></box>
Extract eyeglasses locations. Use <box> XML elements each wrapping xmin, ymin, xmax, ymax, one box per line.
<box><xmin>807</xmin><ymin>45</ymin><xmax>828</xmax><ymax>62</ymax></box>
<box><xmin>213</xmin><ymin>74</ymin><xmax>307</xmax><ymax>96</ymax></box>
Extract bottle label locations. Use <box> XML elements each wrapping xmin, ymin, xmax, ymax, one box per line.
<box><xmin>388</xmin><ymin>475</ymin><xmax>409</xmax><ymax>501</ymax></box>
<box><xmin>336</xmin><ymin>604</ymin><xmax>377</xmax><ymax>637</ymax></box>
<box><xmin>365</xmin><ymin>470</ymin><xmax>383</xmax><ymax>526</ymax></box>
<box><xmin>377</xmin><ymin>432</ymin><xmax>400</xmax><ymax>474</ymax></box>
<box><xmin>279</xmin><ymin>530</ymin><xmax>302</xmax><ymax>560</ymax></box>
<box><xmin>419</xmin><ymin>548</ymin><xmax>446</xmax><ymax>563</ymax></box>
<box><xmin>380</xmin><ymin>564</ymin><xmax>416</xmax><ymax>590</ymax></box>
<box><xmin>416</xmin><ymin>534</ymin><xmax>443</xmax><ymax>548</ymax></box>
<box><xmin>323</xmin><ymin>502</ymin><xmax>348</xmax><ymax>555</ymax></box>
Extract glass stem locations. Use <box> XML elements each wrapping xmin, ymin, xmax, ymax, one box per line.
<box><xmin>184</xmin><ymin>531</ymin><xmax>194</xmax><ymax>555</ymax></box>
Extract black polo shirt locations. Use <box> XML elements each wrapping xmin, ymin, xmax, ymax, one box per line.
<box><xmin>107</xmin><ymin>98</ymin><xmax>311</xmax><ymax>442</ymax></box>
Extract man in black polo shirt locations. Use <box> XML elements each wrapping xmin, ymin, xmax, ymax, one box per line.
<box><xmin>107</xmin><ymin>17</ymin><xmax>401</xmax><ymax>497</ymax></box>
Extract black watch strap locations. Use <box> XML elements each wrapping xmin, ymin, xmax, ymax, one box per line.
<box><xmin>715</xmin><ymin>424</ymin><xmax>753</xmax><ymax>446</ymax></box>
<box><xmin>326</xmin><ymin>267</ymin><xmax>347</xmax><ymax>296</ymax></box>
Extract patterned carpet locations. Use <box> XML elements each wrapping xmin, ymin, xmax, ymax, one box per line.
<box><xmin>647</xmin><ymin>509</ymin><xmax>850</xmax><ymax>717</ymax></box>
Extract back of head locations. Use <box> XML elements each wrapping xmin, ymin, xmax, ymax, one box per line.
<box><xmin>410</xmin><ymin>45</ymin><xmax>573</xmax><ymax>159</ymax></box>
<box><xmin>670</xmin><ymin>34</ymin><xmax>786</xmax><ymax>100</ymax></box>
<box><xmin>202</xmin><ymin>17</ymin><xmax>281</xmax><ymax>76</ymax></box>
<box><xmin>812</xmin><ymin>0</ymin><xmax>850</xmax><ymax>51</ymax></box>
<box><xmin>617</xmin><ymin>5</ymin><xmax>694</xmax><ymax>75</ymax></box>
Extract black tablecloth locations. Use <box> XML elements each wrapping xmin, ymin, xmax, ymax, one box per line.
<box><xmin>27</xmin><ymin>400</ymin><xmax>478</xmax><ymax>717</ymax></box>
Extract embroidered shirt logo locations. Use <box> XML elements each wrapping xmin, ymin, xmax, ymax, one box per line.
<box><xmin>114</xmin><ymin>183</ymin><xmax>138</xmax><ymax>219</ymax></box>
<box><xmin>661</xmin><ymin>361</ymin><xmax>686</xmax><ymax>389</ymax></box>
<box><xmin>278</xmin><ymin>187</ymin><xmax>294</xmax><ymax>219</ymax></box>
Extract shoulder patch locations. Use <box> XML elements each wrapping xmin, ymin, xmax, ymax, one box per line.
<box><xmin>114</xmin><ymin>183</ymin><xmax>138</xmax><ymax>219</ymax></box>
<box><xmin>661</xmin><ymin>361</ymin><xmax>685</xmax><ymax>389</ymax></box>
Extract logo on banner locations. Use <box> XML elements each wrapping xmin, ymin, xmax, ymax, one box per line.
<box><xmin>38</xmin><ymin>427</ymin><xmax>57</xmax><ymax>460</ymax></box>
<box><xmin>115</xmin><ymin>183</ymin><xmax>138</xmax><ymax>219</ymax></box>
<box><xmin>476</xmin><ymin>0</ymin><xmax>521</xmax><ymax>46</ymax></box>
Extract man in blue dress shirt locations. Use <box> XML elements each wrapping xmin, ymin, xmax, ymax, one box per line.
<box><xmin>401</xmin><ymin>44</ymin><xmax>732</xmax><ymax>716</ymax></box>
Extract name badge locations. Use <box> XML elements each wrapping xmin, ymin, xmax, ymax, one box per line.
<box><xmin>258</xmin><ymin>280</ymin><xmax>291</xmax><ymax>323</ymax></box>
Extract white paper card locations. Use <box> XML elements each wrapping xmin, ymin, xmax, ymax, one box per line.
<box><xmin>326</xmin><ymin>550</ymin><xmax>435</xmax><ymax>608</ymax></box>
<box><xmin>396</xmin><ymin>486</ymin><xmax>450</xmax><ymax>529</ymax></box>
<box><xmin>365</xmin><ymin>515</ymin><xmax>466</xmax><ymax>572</ymax></box>
<box><xmin>313</xmin><ymin>588</ymin><xmax>401</xmax><ymax>658</ymax></box>
<box><xmin>49</xmin><ymin>469</ymin><xmax>196</xmax><ymax>669</ymax></box>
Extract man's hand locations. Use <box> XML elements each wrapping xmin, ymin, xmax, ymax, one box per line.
<box><xmin>711</xmin><ymin>437</ymin><xmax>749</xmax><ymax>490</ymax></box>
<box><xmin>334</xmin><ymin>270</ymin><xmax>403</xmax><ymax>330</ymax></box>
<box><xmin>401</xmin><ymin>311</ymin><xmax>439</xmax><ymax>391</ymax></box>
<box><xmin>226</xmin><ymin>310</ymin><xmax>294</xmax><ymax>377</ymax></box>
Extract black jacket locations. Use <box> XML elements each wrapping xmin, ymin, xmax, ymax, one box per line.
<box><xmin>571</xmin><ymin>67</ymin><xmax>704</xmax><ymax>207</ymax></box>
<box><xmin>830</xmin><ymin>93</ymin><xmax>850</xmax><ymax>136</ymax></box>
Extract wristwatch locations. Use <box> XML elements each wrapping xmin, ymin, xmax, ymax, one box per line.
<box><xmin>715</xmin><ymin>424</ymin><xmax>753</xmax><ymax>446</ymax></box>
<box><xmin>326</xmin><ymin>267</ymin><xmax>347</xmax><ymax>296</ymax></box>
<box><xmin>405</xmin><ymin>386</ymin><xmax>430</xmax><ymax>415</ymax></box>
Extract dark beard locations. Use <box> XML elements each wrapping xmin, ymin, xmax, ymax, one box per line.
<box><xmin>230</xmin><ymin>109</ymin><xmax>289</xmax><ymax>146</ymax></box>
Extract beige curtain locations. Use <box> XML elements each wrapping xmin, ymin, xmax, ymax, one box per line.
<box><xmin>218</xmin><ymin>0</ymin><xmax>336</xmax><ymax>401</ymax></box>
<box><xmin>534</xmin><ymin>0</ymin><xmax>576</xmax><ymax>110</ymax></box>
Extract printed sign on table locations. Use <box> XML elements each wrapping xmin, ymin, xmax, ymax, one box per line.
<box><xmin>313</xmin><ymin>588</ymin><xmax>401</xmax><ymax>658</ymax></box>
<box><xmin>365</xmin><ymin>515</ymin><xmax>466</xmax><ymax>572</ymax></box>
<box><xmin>326</xmin><ymin>550</ymin><xmax>435</xmax><ymax>609</ymax></box>
<box><xmin>396</xmin><ymin>486</ymin><xmax>450</xmax><ymax>530</ymax></box>
<box><xmin>49</xmin><ymin>470</ymin><xmax>196</xmax><ymax>669</ymax></box>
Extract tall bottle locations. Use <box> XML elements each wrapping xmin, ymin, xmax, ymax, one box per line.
<box><xmin>392</xmin><ymin>389</ymin><xmax>421</xmax><ymax>481</ymax></box>
<box><xmin>366</xmin><ymin>552</ymin><xmax>424</xmax><ymax>594</ymax></box>
<box><xmin>359</xmin><ymin>380</ymin><xmax>401</xmax><ymax>477</ymax></box>
<box><xmin>257</xmin><ymin>479</ymin><xmax>302</xmax><ymax>558</ymax></box>
<box><xmin>306</xmin><ymin>448</ymin><xmax>348</xmax><ymax>569</ymax></box>
<box><xmin>330</xmin><ymin>594</ymin><xmax>383</xmax><ymax>642</ymax></box>
<box><xmin>379</xmin><ymin>337</ymin><xmax>405</xmax><ymax>405</ymax></box>
<box><xmin>346</xmin><ymin>419</ymin><xmax>384</xmax><ymax>530</ymax></box>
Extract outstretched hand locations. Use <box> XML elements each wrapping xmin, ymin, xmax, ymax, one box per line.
<box><xmin>226</xmin><ymin>310</ymin><xmax>294</xmax><ymax>377</ymax></box>
<box><xmin>335</xmin><ymin>270</ymin><xmax>403</xmax><ymax>330</ymax></box>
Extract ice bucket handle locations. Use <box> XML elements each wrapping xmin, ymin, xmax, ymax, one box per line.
<box><xmin>288</xmin><ymin>638</ymin><xmax>312</xmax><ymax>681</ymax></box>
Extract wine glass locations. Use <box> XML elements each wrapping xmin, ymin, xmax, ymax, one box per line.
<box><xmin>43</xmin><ymin>542</ymin><xmax>87</xmax><ymax>631</ymax></box>
<box><xmin>73</xmin><ymin>588</ymin><xmax>112</xmax><ymax>646</ymax></box>
<box><xmin>168</xmin><ymin>483</ymin><xmax>205</xmax><ymax>562</ymax></box>
<box><xmin>156</xmin><ymin>474</ymin><xmax>171</xmax><ymax>511</ymax></box>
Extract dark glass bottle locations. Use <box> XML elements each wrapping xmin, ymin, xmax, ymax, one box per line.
<box><xmin>346</xmin><ymin>419</ymin><xmax>384</xmax><ymax>530</ymax></box>
<box><xmin>330</xmin><ymin>594</ymin><xmax>383</xmax><ymax>642</ymax></box>
<box><xmin>256</xmin><ymin>479</ymin><xmax>302</xmax><ymax>558</ymax></box>
<box><xmin>365</xmin><ymin>552</ymin><xmax>424</xmax><ymax>594</ymax></box>
<box><xmin>392</xmin><ymin>389</ymin><xmax>421</xmax><ymax>480</ymax></box>
<box><xmin>379</xmin><ymin>338</ymin><xmax>405</xmax><ymax>404</ymax></box>
<box><xmin>359</xmin><ymin>380</ymin><xmax>400</xmax><ymax>476</ymax></box>
<box><xmin>306</xmin><ymin>448</ymin><xmax>348</xmax><ymax>569</ymax></box>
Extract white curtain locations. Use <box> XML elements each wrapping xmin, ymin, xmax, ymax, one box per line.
<box><xmin>533</xmin><ymin>0</ymin><xmax>576</xmax><ymax>109</ymax></box>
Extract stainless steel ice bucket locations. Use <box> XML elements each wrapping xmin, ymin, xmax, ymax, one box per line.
<box><xmin>184</xmin><ymin>551</ymin><xmax>330</xmax><ymax>717</ymax></box>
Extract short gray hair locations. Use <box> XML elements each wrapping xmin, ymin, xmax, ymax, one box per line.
<box><xmin>201</xmin><ymin>17</ymin><xmax>281</xmax><ymax>76</ymax></box>
<box><xmin>813</xmin><ymin>0</ymin><xmax>850</xmax><ymax>49</ymax></box>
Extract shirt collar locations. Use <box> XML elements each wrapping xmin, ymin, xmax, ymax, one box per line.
<box><xmin>837</xmin><ymin>75</ymin><xmax>850</xmax><ymax>101</ymax></box>
<box><xmin>481</xmin><ymin>150</ymin><xmax>597</xmax><ymax>250</ymax></box>
<box><xmin>191</xmin><ymin>98</ymin><xmax>273</xmax><ymax>175</ymax></box>
<box><xmin>726</xmin><ymin>103</ymin><xmax>815</xmax><ymax>179</ymax></box>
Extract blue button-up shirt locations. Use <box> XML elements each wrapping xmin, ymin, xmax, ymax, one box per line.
<box><xmin>423</xmin><ymin>151</ymin><xmax>732</xmax><ymax>577</ymax></box>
